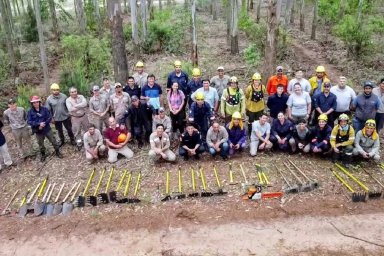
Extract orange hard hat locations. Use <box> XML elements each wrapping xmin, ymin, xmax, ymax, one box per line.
<box><xmin>117</xmin><ymin>133</ymin><xmax>127</xmax><ymax>143</ymax></box>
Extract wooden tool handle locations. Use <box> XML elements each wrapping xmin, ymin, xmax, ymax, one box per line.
<box><xmin>199</xmin><ymin>167</ymin><xmax>207</xmax><ymax>190</ymax></box>
<box><xmin>42</xmin><ymin>184</ymin><xmax>52</xmax><ymax>202</ymax></box>
<box><xmin>19</xmin><ymin>189</ymin><xmax>30</xmax><ymax>207</ymax></box>
<box><xmin>70</xmin><ymin>182</ymin><xmax>82</xmax><ymax>202</ymax></box>
<box><xmin>191</xmin><ymin>168</ymin><xmax>196</xmax><ymax>192</ymax></box>
<box><xmin>1</xmin><ymin>190</ymin><xmax>19</xmax><ymax>214</ymax></box>
<box><xmin>240</xmin><ymin>164</ymin><xmax>248</xmax><ymax>183</ymax></box>
<box><xmin>283</xmin><ymin>162</ymin><xmax>303</xmax><ymax>184</ymax></box>
<box><xmin>332</xmin><ymin>169</ymin><xmax>355</xmax><ymax>193</ymax></box>
<box><xmin>46</xmin><ymin>183</ymin><xmax>56</xmax><ymax>203</ymax></box>
<box><xmin>27</xmin><ymin>183</ymin><xmax>41</xmax><ymax>204</ymax></box>
<box><xmin>336</xmin><ymin>163</ymin><xmax>369</xmax><ymax>191</ymax></box>
<box><xmin>54</xmin><ymin>183</ymin><xmax>65</xmax><ymax>203</ymax></box>
<box><xmin>62</xmin><ymin>182</ymin><xmax>77</xmax><ymax>203</ymax></box>
<box><xmin>213</xmin><ymin>166</ymin><xmax>221</xmax><ymax>188</ymax></box>
<box><xmin>288</xmin><ymin>159</ymin><xmax>311</xmax><ymax>182</ymax></box>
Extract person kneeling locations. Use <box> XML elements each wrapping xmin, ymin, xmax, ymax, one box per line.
<box><xmin>206</xmin><ymin>121</ymin><xmax>229</xmax><ymax>160</ymax></box>
<box><xmin>330</xmin><ymin>114</ymin><xmax>355</xmax><ymax>167</ymax></box>
<box><xmin>353</xmin><ymin>119</ymin><xmax>380</xmax><ymax>162</ymax></box>
<box><xmin>104</xmin><ymin>117</ymin><xmax>134</xmax><ymax>163</ymax></box>
<box><xmin>84</xmin><ymin>124</ymin><xmax>106</xmax><ymax>163</ymax></box>
<box><xmin>179</xmin><ymin>123</ymin><xmax>205</xmax><ymax>160</ymax></box>
<box><xmin>289</xmin><ymin>119</ymin><xmax>311</xmax><ymax>153</ymax></box>
<box><xmin>309</xmin><ymin>114</ymin><xmax>332</xmax><ymax>154</ymax></box>
<box><xmin>250</xmin><ymin>113</ymin><xmax>272</xmax><ymax>156</ymax></box>
<box><xmin>149</xmin><ymin>124</ymin><xmax>176</xmax><ymax>162</ymax></box>
<box><xmin>226</xmin><ymin>112</ymin><xmax>247</xmax><ymax>156</ymax></box>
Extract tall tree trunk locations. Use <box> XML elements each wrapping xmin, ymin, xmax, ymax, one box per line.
<box><xmin>14</xmin><ymin>0</ymin><xmax>21</xmax><ymax>15</ymax></box>
<box><xmin>299</xmin><ymin>0</ymin><xmax>304</xmax><ymax>31</ymax></box>
<box><xmin>0</xmin><ymin>0</ymin><xmax>17</xmax><ymax>76</ymax></box>
<box><xmin>256</xmin><ymin>0</ymin><xmax>261</xmax><ymax>23</ymax></box>
<box><xmin>20</xmin><ymin>0</ymin><xmax>26</xmax><ymax>14</ymax></box>
<box><xmin>75</xmin><ymin>0</ymin><xmax>87</xmax><ymax>33</ymax></box>
<box><xmin>94</xmin><ymin>0</ymin><xmax>100</xmax><ymax>17</ymax></box>
<box><xmin>130</xmin><ymin>0</ymin><xmax>139</xmax><ymax>58</ymax></box>
<box><xmin>11</xmin><ymin>0</ymin><xmax>17</xmax><ymax>16</ymax></box>
<box><xmin>34</xmin><ymin>0</ymin><xmax>50</xmax><ymax>93</ymax></box>
<box><xmin>48</xmin><ymin>0</ymin><xmax>60</xmax><ymax>40</ymax></box>
<box><xmin>191</xmin><ymin>0</ymin><xmax>198</xmax><ymax>66</ymax></box>
<box><xmin>284</xmin><ymin>0</ymin><xmax>293</xmax><ymax>28</ymax></box>
<box><xmin>159</xmin><ymin>0</ymin><xmax>162</xmax><ymax>10</ymax></box>
<box><xmin>226</xmin><ymin>1</ymin><xmax>230</xmax><ymax>45</ymax></box>
<box><xmin>140</xmin><ymin>0</ymin><xmax>147</xmax><ymax>39</ymax></box>
<box><xmin>249</xmin><ymin>0</ymin><xmax>253</xmax><ymax>10</ymax></box>
<box><xmin>311</xmin><ymin>0</ymin><xmax>318</xmax><ymax>40</ymax></box>
<box><xmin>241</xmin><ymin>0</ymin><xmax>246</xmax><ymax>13</ymax></box>
<box><xmin>4</xmin><ymin>0</ymin><xmax>14</xmax><ymax>34</ymax></box>
<box><xmin>108</xmin><ymin>0</ymin><xmax>129</xmax><ymax>83</ymax></box>
<box><xmin>264</xmin><ymin>0</ymin><xmax>279</xmax><ymax>81</ymax></box>
<box><xmin>167</xmin><ymin>0</ymin><xmax>170</xmax><ymax>6</ymax></box>
<box><xmin>290</xmin><ymin>0</ymin><xmax>295</xmax><ymax>24</ymax></box>
<box><xmin>148</xmin><ymin>0</ymin><xmax>154</xmax><ymax>20</ymax></box>
<box><xmin>230</xmin><ymin>0</ymin><xmax>239</xmax><ymax>54</ymax></box>
<box><xmin>212</xmin><ymin>0</ymin><xmax>217</xmax><ymax>20</ymax></box>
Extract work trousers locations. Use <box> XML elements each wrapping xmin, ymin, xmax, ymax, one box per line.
<box><xmin>90</xmin><ymin>114</ymin><xmax>109</xmax><ymax>132</ymax></box>
<box><xmin>71</xmin><ymin>115</ymin><xmax>90</xmax><ymax>141</ymax></box>
<box><xmin>170</xmin><ymin>111</ymin><xmax>185</xmax><ymax>134</ymax></box>
<box><xmin>0</xmin><ymin>142</ymin><xmax>13</xmax><ymax>170</ymax></box>
<box><xmin>35</xmin><ymin>130</ymin><xmax>60</xmax><ymax>153</ymax></box>
<box><xmin>208</xmin><ymin>142</ymin><xmax>229</xmax><ymax>157</ymax></box>
<box><xmin>85</xmin><ymin>145</ymin><xmax>107</xmax><ymax>161</ymax></box>
<box><xmin>148</xmin><ymin>149</ymin><xmax>176</xmax><ymax>162</ymax></box>
<box><xmin>249</xmin><ymin>140</ymin><xmax>272</xmax><ymax>156</ymax></box>
<box><xmin>11</xmin><ymin>126</ymin><xmax>32</xmax><ymax>157</ymax></box>
<box><xmin>55</xmin><ymin>118</ymin><xmax>75</xmax><ymax>143</ymax></box>
<box><xmin>288</xmin><ymin>138</ymin><xmax>311</xmax><ymax>153</ymax></box>
<box><xmin>107</xmin><ymin>146</ymin><xmax>134</xmax><ymax>163</ymax></box>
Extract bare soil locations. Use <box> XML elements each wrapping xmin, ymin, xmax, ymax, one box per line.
<box><xmin>1</xmin><ymin>5</ymin><xmax>384</xmax><ymax>256</ymax></box>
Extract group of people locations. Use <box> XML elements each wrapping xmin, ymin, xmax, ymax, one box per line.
<box><xmin>0</xmin><ymin>61</ymin><xmax>383</xmax><ymax>171</ymax></box>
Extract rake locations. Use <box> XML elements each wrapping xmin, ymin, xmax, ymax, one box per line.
<box><xmin>331</xmin><ymin>168</ymin><xmax>366</xmax><ymax>202</ymax></box>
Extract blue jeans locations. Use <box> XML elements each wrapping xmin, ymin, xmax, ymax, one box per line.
<box><xmin>208</xmin><ymin>142</ymin><xmax>229</xmax><ymax>157</ymax></box>
<box><xmin>352</xmin><ymin>117</ymin><xmax>365</xmax><ymax>133</ymax></box>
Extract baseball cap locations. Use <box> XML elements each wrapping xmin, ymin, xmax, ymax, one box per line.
<box><xmin>92</xmin><ymin>85</ymin><xmax>100</xmax><ymax>91</ymax></box>
<box><xmin>159</xmin><ymin>107</ymin><xmax>165</xmax><ymax>112</ymax></box>
<box><xmin>217</xmin><ymin>66</ymin><xmax>224</xmax><ymax>71</ymax></box>
<box><xmin>276</xmin><ymin>66</ymin><xmax>283</xmax><ymax>72</ymax></box>
<box><xmin>8</xmin><ymin>98</ymin><xmax>16</xmax><ymax>104</ymax></box>
<box><xmin>131</xmin><ymin>95</ymin><xmax>139</xmax><ymax>102</ymax></box>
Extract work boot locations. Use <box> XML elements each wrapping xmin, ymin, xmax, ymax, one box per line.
<box><xmin>138</xmin><ymin>140</ymin><xmax>143</xmax><ymax>149</ymax></box>
<box><xmin>343</xmin><ymin>155</ymin><xmax>352</xmax><ymax>168</ymax></box>
<box><xmin>55</xmin><ymin>149</ymin><xmax>63</xmax><ymax>158</ymax></box>
<box><xmin>40</xmin><ymin>151</ymin><xmax>46</xmax><ymax>162</ymax></box>
<box><xmin>59</xmin><ymin>140</ymin><xmax>65</xmax><ymax>147</ymax></box>
<box><xmin>70</xmin><ymin>139</ymin><xmax>77</xmax><ymax>146</ymax></box>
<box><xmin>332</xmin><ymin>152</ymin><xmax>339</xmax><ymax>163</ymax></box>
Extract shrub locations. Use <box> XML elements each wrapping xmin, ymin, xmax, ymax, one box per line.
<box><xmin>244</xmin><ymin>44</ymin><xmax>261</xmax><ymax>67</ymax></box>
<box><xmin>16</xmin><ymin>85</ymin><xmax>38</xmax><ymax>111</ymax></box>
<box><xmin>0</xmin><ymin>49</ymin><xmax>9</xmax><ymax>80</ymax></box>
<box><xmin>21</xmin><ymin>5</ymin><xmax>38</xmax><ymax>43</ymax></box>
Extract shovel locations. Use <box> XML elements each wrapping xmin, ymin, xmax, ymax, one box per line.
<box><xmin>255</xmin><ymin>164</ymin><xmax>271</xmax><ymax>186</ymax></box>
<box><xmin>18</xmin><ymin>183</ymin><xmax>41</xmax><ymax>217</ymax></box>
<box><xmin>49</xmin><ymin>183</ymin><xmax>66</xmax><ymax>216</ymax></box>
<box><xmin>34</xmin><ymin>183</ymin><xmax>52</xmax><ymax>216</ymax></box>
<box><xmin>161</xmin><ymin>170</ymin><xmax>172</xmax><ymax>201</ymax></box>
<box><xmin>1</xmin><ymin>190</ymin><xmax>19</xmax><ymax>215</ymax></box>
<box><xmin>363</xmin><ymin>169</ymin><xmax>384</xmax><ymax>198</ymax></box>
<box><xmin>199</xmin><ymin>167</ymin><xmax>213</xmax><ymax>197</ymax></box>
<box><xmin>98</xmin><ymin>167</ymin><xmax>114</xmax><ymax>204</ymax></box>
<box><xmin>228</xmin><ymin>163</ymin><xmax>238</xmax><ymax>185</ymax></box>
<box><xmin>213</xmin><ymin>165</ymin><xmax>227</xmax><ymax>195</ymax></box>
<box><xmin>173</xmin><ymin>167</ymin><xmax>186</xmax><ymax>199</ymax></box>
<box><xmin>331</xmin><ymin>168</ymin><xmax>366</xmax><ymax>202</ymax></box>
<box><xmin>288</xmin><ymin>160</ymin><xmax>319</xmax><ymax>190</ymax></box>
<box><xmin>44</xmin><ymin>183</ymin><xmax>57</xmax><ymax>216</ymax></box>
<box><xmin>188</xmin><ymin>168</ymin><xmax>199</xmax><ymax>197</ymax></box>
<box><xmin>116</xmin><ymin>171</ymin><xmax>132</xmax><ymax>203</ymax></box>
<box><xmin>76</xmin><ymin>168</ymin><xmax>96</xmax><ymax>207</ymax></box>
<box><xmin>127</xmin><ymin>172</ymin><xmax>141</xmax><ymax>204</ymax></box>
<box><xmin>88</xmin><ymin>168</ymin><xmax>106</xmax><ymax>206</ymax></box>
<box><xmin>274</xmin><ymin>164</ymin><xmax>299</xmax><ymax>194</ymax></box>
<box><xmin>109</xmin><ymin>169</ymin><xmax>128</xmax><ymax>202</ymax></box>
<box><xmin>240</xmin><ymin>164</ymin><xmax>254</xmax><ymax>192</ymax></box>
<box><xmin>283</xmin><ymin>162</ymin><xmax>310</xmax><ymax>192</ymax></box>
<box><xmin>63</xmin><ymin>182</ymin><xmax>82</xmax><ymax>215</ymax></box>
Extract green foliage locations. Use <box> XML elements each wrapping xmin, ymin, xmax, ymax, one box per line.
<box><xmin>333</xmin><ymin>15</ymin><xmax>372</xmax><ymax>56</ymax></box>
<box><xmin>239</xmin><ymin>11</ymin><xmax>266</xmax><ymax>51</ymax></box>
<box><xmin>0</xmin><ymin>49</ymin><xmax>10</xmax><ymax>80</ymax></box>
<box><xmin>123</xmin><ymin>24</ymin><xmax>132</xmax><ymax>42</ymax></box>
<box><xmin>319</xmin><ymin>0</ymin><xmax>373</xmax><ymax>25</ymax></box>
<box><xmin>84</xmin><ymin>0</ymin><xmax>97</xmax><ymax>32</ymax></box>
<box><xmin>21</xmin><ymin>5</ymin><xmax>38</xmax><ymax>43</ymax></box>
<box><xmin>40</xmin><ymin>0</ymin><xmax>50</xmax><ymax>21</ymax></box>
<box><xmin>16</xmin><ymin>85</ymin><xmax>38</xmax><ymax>111</ymax></box>
<box><xmin>244</xmin><ymin>44</ymin><xmax>261</xmax><ymax>68</ymax></box>
<box><xmin>59</xmin><ymin>35</ymin><xmax>112</xmax><ymax>96</ymax></box>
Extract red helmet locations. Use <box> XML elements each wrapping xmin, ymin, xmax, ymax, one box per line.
<box><xmin>30</xmin><ymin>95</ymin><xmax>41</xmax><ymax>103</ymax></box>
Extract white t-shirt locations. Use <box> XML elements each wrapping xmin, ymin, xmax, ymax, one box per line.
<box><xmin>287</xmin><ymin>92</ymin><xmax>311</xmax><ymax>116</ymax></box>
<box><xmin>330</xmin><ymin>85</ymin><xmax>356</xmax><ymax>112</ymax></box>
<box><xmin>287</xmin><ymin>78</ymin><xmax>311</xmax><ymax>94</ymax></box>
<box><xmin>251</xmin><ymin>120</ymin><xmax>270</xmax><ymax>141</ymax></box>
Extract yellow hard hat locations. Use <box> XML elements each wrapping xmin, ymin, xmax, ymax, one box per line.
<box><xmin>195</xmin><ymin>91</ymin><xmax>205</xmax><ymax>100</ymax></box>
<box><xmin>318</xmin><ymin>114</ymin><xmax>328</xmax><ymax>122</ymax></box>
<box><xmin>316</xmin><ymin>65</ymin><xmax>326</xmax><ymax>73</ymax></box>
<box><xmin>230</xmin><ymin>76</ymin><xmax>238</xmax><ymax>83</ymax></box>
<box><xmin>365</xmin><ymin>119</ymin><xmax>376</xmax><ymax>128</ymax></box>
<box><xmin>338</xmin><ymin>113</ymin><xmax>349</xmax><ymax>121</ymax></box>
<box><xmin>50</xmin><ymin>83</ymin><xmax>60</xmax><ymax>90</ymax></box>
<box><xmin>232</xmin><ymin>111</ymin><xmax>242</xmax><ymax>119</ymax></box>
<box><xmin>252</xmin><ymin>73</ymin><xmax>261</xmax><ymax>80</ymax></box>
<box><xmin>135</xmin><ymin>61</ymin><xmax>144</xmax><ymax>67</ymax></box>
<box><xmin>174</xmin><ymin>60</ymin><xmax>182</xmax><ymax>67</ymax></box>
<box><xmin>192</xmin><ymin>68</ymin><xmax>201</xmax><ymax>77</ymax></box>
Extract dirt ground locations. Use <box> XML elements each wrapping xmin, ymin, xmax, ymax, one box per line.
<box><xmin>1</xmin><ymin>4</ymin><xmax>384</xmax><ymax>256</ymax></box>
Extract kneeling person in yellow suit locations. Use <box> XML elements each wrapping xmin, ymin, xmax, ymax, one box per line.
<box><xmin>149</xmin><ymin>124</ymin><xmax>176</xmax><ymax>162</ymax></box>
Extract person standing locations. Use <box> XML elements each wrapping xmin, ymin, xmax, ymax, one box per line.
<box><xmin>221</xmin><ymin>76</ymin><xmax>246</xmax><ymax>123</ymax></box>
<box><xmin>287</xmin><ymin>83</ymin><xmax>312</xmax><ymax>123</ymax></box>
<box><xmin>110</xmin><ymin>82</ymin><xmax>131</xmax><ymax>122</ymax></box>
<box><xmin>313</xmin><ymin>82</ymin><xmax>337</xmax><ymax>127</ymax></box>
<box><xmin>309</xmin><ymin>65</ymin><xmax>330</xmax><ymax>96</ymax></box>
<box><xmin>27</xmin><ymin>96</ymin><xmax>62</xmax><ymax>161</ymax></box>
<box><xmin>187</xmin><ymin>68</ymin><xmax>203</xmax><ymax>107</ymax></box>
<box><xmin>141</xmin><ymin>74</ymin><xmax>163</xmax><ymax>114</ymax></box>
<box><xmin>287</xmin><ymin>69</ymin><xmax>311</xmax><ymax>95</ymax></box>
<box><xmin>167</xmin><ymin>81</ymin><xmax>186</xmax><ymax>138</ymax></box>
<box><xmin>132</xmin><ymin>61</ymin><xmax>148</xmax><ymax>89</ymax></box>
<box><xmin>330</xmin><ymin>76</ymin><xmax>356</xmax><ymax>120</ymax></box>
<box><xmin>191</xmin><ymin>79</ymin><xmax>219</xmax><ymax>112</ymax></box>
<box><xmin>152</xmin><ymin>107</ymin><xmax>172</xmax><ymax>135</ymax></box>
<box><xmin>167</xmin><ymin>60</ymin><xmax>189</xmax><ymax>94</ymax></box>
<box><xmin>100</xmin><ymin>77</ymin><xmax>115</xmax><ymax>100</ymax></box>
<box><xmin>266</xmin><ymin>66</ymin><xmax>288</xmax><ymax>95</ymax></box>
<box><xmin>46</xmin><ymin>83</ymin><xmax>76</xmax><ymax>146</ymax></box>
<box><xmin>372</xmin><ymin>78</ymin><xmax>384</xmax><ymax>135</ymax></box>
<box><xmin>266</xmin><ymin>84</ymin><xmax>289</xmax><ymax>120</ymax></box>
<box><xmin>83</xmin><ymin>124</ymin><xmax>106</xmax><ymax>163</ymax></box>
<box><xmin>124</xmin><ymin>76</ymin><xmax>141</xmax><ymax>99</ymax></box>
<box><xmin>245</xmin><ymin>72</ymin><xmax>266</xmax><ymax>133</ymax></box>
<box><xmin>210</xmin><ymin>66</ymin><xmax>230</xmax><ymax>100</ymax></box>
<box><xmin>0</xmin><ymin>120</ymin><xmax>14</xmax><ymax>171</ymax></box>
<box><xmin>89</xmin><ymin>85</ymin><xmax>110</xmax><ymax>132</ymax></box>
<box><xmin>66</xmin><ymin>87</ymin><xmax>89</xmax><ymax>144</ymax></box>
<box><xmin>3</xmin><ymin>98</ymin><xmax>33</xmax><ymax>158</ymax></box>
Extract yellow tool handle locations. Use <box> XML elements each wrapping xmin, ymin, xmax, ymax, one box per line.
<box><xmin>93</xmin><ymin>168</ymin><xmax>106</xmax><ymax>196</ymax></box>
<box><xmin>257</xmin><ymin>171</ymin><xmax>263</xmax><ymax>185</ymax></box>
<box><xmin>70</xmin><ymin>182</ymin><xmax>82</xmax><ymax>202</ymax></box>
<box><xmin>335</xmin><ymin>163</ymin><xmax>369</xmax><ymax>191</ymax></box>
<box><xmin>200</xmin><ymin>167</ymin><xmax>207</xmax><ymax>190</ymax></box>
<box><xmin>178</xmin><ymin>168</ymin><xmax>183</xmax><ymax>193</ymax></box>
<box><xmin>116</xmin><ymin>170</ymin><xmax>128</xmax><ymax>192</ymax></box>
<box><xmin>133</xmin><ymin>172</ymin><xmax>141</xmax><ymax>196</ymax></box>
<box><xmin>165</xmin><ymin>171</ymin><xmax>170</xmax><ymax>194</ymax></box>
<box><xmin>124</xmin><ymin>172</ymin><xmax>132</xmax><ymax>197</ymax></box>
<box><xmin>332</xmin><ymin>170</ymin><xmax>355</xmax><ymax>193</ymax></box>
<box><xmin>105</xmin><ymin>167</ymin><xmax>114</xmax><ymax>193</ymax></box>
<box><xmin>83</xmin><ymin>168</ymin><xmax>96</xmax><ymax>196</ymax></box>
<box><xmin>37</xmin><ymin>176</ymin><xmax>49</xmax><ymax>198</ymax></box>
<box><xmin>19</xmin><ymin>189</ymin><xmax>30</xmax><ymax>207</ymax></box>
<box><xmin>213</xmin><ymin>166</ymin><xmax>221</xmax><ymax>188</ymax></box>
<box><xmin>229</xmin><ymin>170</ymin><xmax>234</xmax><ymax>183</ymax></box>
<box><xmin>240</xmin><ymin>164</ymin><xmax>248</xmax><ymax>183</ymax></box>
<box><xmin>262</xmin><ymin>172</ymin><xmax>269</xmax><ymax>184</ymax></box>
<box><xmin>191</xmin><ymin>168</ymin><xmax>196</xmax><ymax>191</ymax></box>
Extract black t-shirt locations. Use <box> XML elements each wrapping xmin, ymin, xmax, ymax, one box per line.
<box><xmin>180</xmin><ymin>131</ymin><xmax>202</xmax><ymax>149</ymax></box>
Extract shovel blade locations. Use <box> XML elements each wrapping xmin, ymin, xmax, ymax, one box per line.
<box><xmin>87</xmin><ymin>195</ymin><xmax>97</xmax><ymax>206</ymax></box>
<box><xmin>53</xmin><ymin>204</ymin><xmax>63</xmax><ymax>216</ymax></box>
<box><xmin>34</xmin><ymin>202</ymin><xmax>45</xmax><ymax>216</ymax></box>
<box><xmin>46</xmin><ymin>204</ymin><xmax>54</xmax><ymax>216</ymax></box>
<box><xmin>62</xmin><ymin>202</ymin><xmax>74</xmax><ymax>216</ymax></box>
<box><xmin>352</xmin><ymin>192</ymin><xmax>366</xmax><ymax>202</ymax></box>
<box><xmin>174</xmin><ymin>194</ymin><xmax>186</xmax><ymax>200</ymax></box>
<box><xmin>18</xmin><ymin>205</ymin><xmax>28</xmax><ymax>218</ymax></box>
<box><xmin>109</xmin><ymin>191</ymin><xmax>117</xmax><ymax>202</ymax></box>
<box><xmin>300</xmin><ymin>184</ymin><xmax>312</xmax><ymax>192</ymax></box>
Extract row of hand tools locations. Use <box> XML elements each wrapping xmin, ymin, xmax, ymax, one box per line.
<box><xmin>1</xmin><ymin>167</ymin><xmax>143</xmax><ymax>217</ymax></box>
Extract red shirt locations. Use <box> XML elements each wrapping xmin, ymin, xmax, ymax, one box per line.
<box><xmin>104</xmin><ymin>125</ymin><xmax>127</xmax><ymax>145</ymax></box>
<box><xmin>266</xmin><ymin>75</ymin><xmax>288</xmax><ymax>95</ymax></box>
